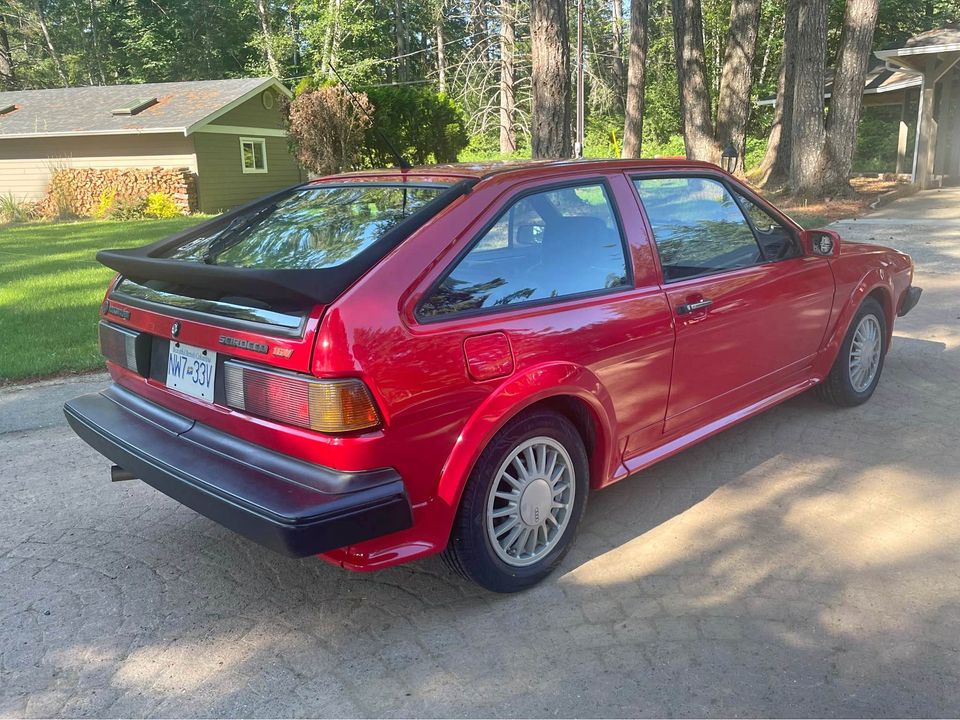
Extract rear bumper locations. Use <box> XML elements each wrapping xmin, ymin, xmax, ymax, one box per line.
<box><xmin>63</xmin><ymin>385</ymin><xmax>412</xmax><ymax>557</ymax></box>
<box><xmin>898</xmin><ymin>285</ymin><xmax>922</xmax><ymax>317</ymax></box>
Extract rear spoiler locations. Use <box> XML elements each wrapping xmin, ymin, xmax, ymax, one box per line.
<box><xmin>97</xmin><ymin>179</ymin><xmax>477</xmax><ymax>307</ymax></box>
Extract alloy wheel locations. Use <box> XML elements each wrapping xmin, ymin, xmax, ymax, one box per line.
<box><xmin>485</xmin><ymin>436</ymin><xmax>576</xmax><ymax>567</ymax></box>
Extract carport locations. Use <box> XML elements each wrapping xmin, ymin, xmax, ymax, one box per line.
<box><xmin>876</xmin><ymin>27</ymin><xmax>960</xmax><ymax>189</ymax></box>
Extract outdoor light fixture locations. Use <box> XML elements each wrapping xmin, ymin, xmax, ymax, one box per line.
<box><xmin>721</xmin><ymin>143</ymin><xmax>738</xmax><ymax>173</ymax></box>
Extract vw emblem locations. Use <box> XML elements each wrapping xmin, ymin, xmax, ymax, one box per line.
<box><xmin>171</xmin><ymin>321</ymin><xmax>181</xmax><ymax>338</ymax></box>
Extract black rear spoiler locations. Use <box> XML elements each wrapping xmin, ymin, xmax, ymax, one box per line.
<box><xmin>97</xmin><ymin>179</ymin><xmax>477</xmax><ymax>307</ymax></box>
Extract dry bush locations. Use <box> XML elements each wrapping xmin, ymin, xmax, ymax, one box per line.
<box><xmin>287</xmin><ymin>87</ymin><xmax>373</xmax><ymax>176</ymax></box>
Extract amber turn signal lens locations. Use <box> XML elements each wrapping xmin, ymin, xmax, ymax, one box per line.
<box><xmin>308</xmin><ymin>381</ymin><xmax>380</xmax><ymax>433</ymax></box>
<box><xmin>223</xmin><ymin>360</ymin><xmax>380</xmax><ymax>433</ymax></box>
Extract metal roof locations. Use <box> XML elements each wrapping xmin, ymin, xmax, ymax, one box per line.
<box><xmin>756</xmin><ymin>62</ymin><xmax>922</xmax><ymax>106</ymax></box>
<box><xmin>0</xmin><ymin>77</ymin><xmax>290</xmax><ymax>140</ymax></box>
<box><xmin>875</xmin><ymin>27</ymin><xmax>960</xmax><ymax>69</ymax></box>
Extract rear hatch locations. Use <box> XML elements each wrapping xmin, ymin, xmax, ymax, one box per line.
<box><xmin>97</xmin><ymin>179</ymin><xmax>472</xmax><ymax>411</ymax></box>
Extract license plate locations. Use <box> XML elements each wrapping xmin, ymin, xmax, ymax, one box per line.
<box><xmin>166</xmin><ymin>342</ymin><xmax>217</xmax><ymax>402</ymax></box>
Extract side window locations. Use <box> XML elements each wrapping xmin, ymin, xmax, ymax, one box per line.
<box><xmin>633</xmin><ymin>176</ymin><xmax>763</xmax><ymax>282</ymax></box>
<box><xmin>418</xmin><ymin>183</ymin><xmax>629</xmax><ymax>319</ymax></box>
<box><xmin>734</xmin><ymin>191</ymin><xmax>801</xmax><ymax>261</ymax></box>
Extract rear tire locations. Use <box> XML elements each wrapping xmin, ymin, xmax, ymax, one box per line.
<box><xmin>817</xmin><ymin>296</ymin><xmax>887</xmax><ymax>407</ymax></box>
<box><xmin>442</xmin><ymin>410</ymin><xmax>589</xmax><ymax>593</ymax></box>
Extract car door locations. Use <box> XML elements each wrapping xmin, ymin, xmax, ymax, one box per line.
<box><xmin>414</xmin><ymin>175</ymin><xmax>675</xmax><ymax>484</ymax></box>
<box><xmin>630</xmin><ymin>173</ymin><xmax>834</xmax><ymax>438</ymax></box>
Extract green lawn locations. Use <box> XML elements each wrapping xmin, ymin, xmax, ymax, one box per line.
<box><xmin>0</xmin><ymin>217</ymin><xmax>206</xmax><ymax>382</ymax></box>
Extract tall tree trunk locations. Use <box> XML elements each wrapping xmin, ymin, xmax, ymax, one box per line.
<box><xmin>320</xmin><ymin>0</ymin><xmax>333</xmax><ymax>72</ymax></box>
<box><xmin>435</xmin><ymin>6</ymin><xmax>447</xmax><ymax>93</ymax></box>
<box><xmin>71</xmin><ymin>2</ymin><xmax>95</xmax><ymax>84</ymax></box>
<box><xmin>89</xmin><ymin>0</ymin><xmax>106</xmax><ymax>83</ymax></box>
<box><xmin>471</xmin><ymin>0</ymin><xmax>487</xmax><ymax>56</ymax></box>
<box><xmin>289</xmin><ymin>4</ymin><xmax>301</xmax><ymax>74</ymax></box>
<box><xmin>758</xmin><ymin>0</ymin><xmax>798</xmax><ymax>187</ymax></box>
<box><xmin>499</xmin><ymin>0</ymin><xmax>517</xmax><ymax>153</ymax></box>
<box><xmin>394</xmin><ymin>0</ymin><xmax>409</xmax><ymax>82</ymax></box>
<box><xmin>671</xmin><ymin>0</ymin><xmax>717</xmax><ymax>160</ymax></box>
<box><xmin>611</xmin><ymin>0</ymin><xmax>626</xmax><ymax>111</ymax></box>
<box><xmin>822</xmin><ymin>0</ymin><xmax>879</xmax><ymax>191</ymax></box>
<box><xmin>757</xmin><ymin>15</ymin><xmax>779</xmax><ymax>86</ymax></box>
<box><xmin>34</xmin><ymin>0</ymin><xmax>68</xmax><ymax>86</ymax></box>
<box><xmin>621</xmin><ymin>0</ymin><xmax>649</xmax><ymax>157</ymax></box>
<box><xmin>0</xmin><ymin>14</ymin><xmax>17</xmax><ymax>89</ymax></box>
<box><xmin>530</xmin><ymin>0</ymin><xmax>571</xmax><ymax>158</ymax></box>
<box><xmin>789</xmin><ymin>0</ymin><xmax>828</xmax><ymax>194</ymax></box>
<box><xmin>714</xmin><ymin>0</ymin><xmax>762</xmax><ymax>173</ymax></box>
<box><xmin>255</xmin><ymin>0</ymin><xmax>280</xmax><ymax>76</ymax></box>
<box><xmin>319</xmin><ymin>0</ymin><xmax>342</xmax><ymax>76</ymax></box>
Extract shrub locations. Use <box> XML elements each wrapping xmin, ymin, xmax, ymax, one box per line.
<box><xmin>144</xmin><ymin>192</ymin><xmax>180</xmax><ymax>218</ymax></box>
<box><xmin>854</xmin><ymin>105</ymin><xmax>901</xmax><ymax>173</ymax></box>
<box><xmin>107</xmin><ymin>192</ymin><xmax>148</xmax><ymax>220</ymax></box>
<box><xmin>0</xmin><ymin>193</ymin><xmax>33</xmax><ymax>224</ymax></box>
<box><xmin>458</xmin><ymin>133</ymin><xmax>530</xmax><ymax>162</ymax></box>
<box><xmin>584</xmin><ymin>115</ymin><xmax>624</xmax><ymax>158</ymax></box>
<box><xmin>95</xmin><ymin>188</ymin><xmax>117</xmax><ymax>219</ymax></box>
<box><xmin>361</xmin><ymin>86</ymin><xmax>469</xmax><ymax>167</ymax></box>
<box><xmin>287</xmin><ymin>86</ymin><xmax>373</xmax><ymax>175</ymax></box>
<box><xmin>39</xmin><ymin>172</ymin><xmax>82</xmax><ymax>221</ymax></box>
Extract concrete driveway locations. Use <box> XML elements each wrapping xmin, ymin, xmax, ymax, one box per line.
<box><xmin>2</xmin><ymin>189</ymin><xmax>959</xmax><ymax>717</ymax></box>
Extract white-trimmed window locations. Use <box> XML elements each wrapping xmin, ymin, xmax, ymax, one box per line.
<box><xmin>240</xmin><ymin>137</ymin><xmax>268</xmax><ymax>174</ymax></box>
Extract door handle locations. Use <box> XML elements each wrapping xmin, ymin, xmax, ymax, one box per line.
<box><xmin>676</xmin><ymin>299</ymin><xmax>713</xmax><ymax>315</ymax></box>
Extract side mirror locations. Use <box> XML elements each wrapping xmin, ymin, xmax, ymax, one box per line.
<box><xmin>801</xmin><ymin>229</ymin><xmax>841</xmax><ymax>258</ymax></box>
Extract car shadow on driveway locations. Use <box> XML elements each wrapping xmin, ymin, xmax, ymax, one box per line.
<box><xmin>2</xmin><ymin>335</ymin><xmax>959</xmax><ymax>718</ymax></box>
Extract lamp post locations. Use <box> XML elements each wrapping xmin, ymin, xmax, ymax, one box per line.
<box><xmin>720</xmin><ymin>142</ymin><xmax>739</xmax><ymax>174</ymax></box>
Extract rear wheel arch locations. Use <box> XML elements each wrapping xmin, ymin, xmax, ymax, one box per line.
<box><xmin>434</xmin><ymin>368</ymin><xmax>619</xmax><ymax>531</ymax></box>
<box><xmin>442</xmin><ymin>408</ymin><xmax>591</xmax><ymax>591</ymax></box>
<box><xmin>515</xmin><ymin>394</ymin><xmax>605</xmax><ymax>489</ymax></box>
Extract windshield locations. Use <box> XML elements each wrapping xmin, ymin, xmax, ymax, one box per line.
<box><xmin>166</xmin><ymin>184</ymin><xmax>448</xmax><ymax>270</ymax></box>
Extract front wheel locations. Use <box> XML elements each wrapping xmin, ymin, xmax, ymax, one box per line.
<box><xmin>817</xmin><ymin>296</ymin><xmax>887</xmax><ymax>407</ymax></box>
<box><xmin>442</xmin><ymin>410</ymin><xmax>589</xmax><ymax>592</ymax></box>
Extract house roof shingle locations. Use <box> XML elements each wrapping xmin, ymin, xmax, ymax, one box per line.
<box><xmin>0</xmin><ymin>77</ymin><xmax>285</xmax><ymax>139</ymax></box>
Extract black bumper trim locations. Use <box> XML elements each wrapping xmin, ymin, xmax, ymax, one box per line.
<box><xmin>898</xmin><ymin>286</ymin><xmax>922</xmax><ymax>317</ymax></box>
<box><xmin>63</xmin><ymin>385</ymin><xmax>412</xmax><ymax>557</ymax></box>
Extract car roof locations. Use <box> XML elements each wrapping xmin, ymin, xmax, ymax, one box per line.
<box><xmin>305</xmin><ymin>157</ymin><xmax>726</xmax><ymax>187</ymax></box>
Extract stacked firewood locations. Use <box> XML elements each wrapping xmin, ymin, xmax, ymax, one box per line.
<box><xmin>36</xmin><ymin>167</ymin><xmax>197</xmax><ymax>218</ymax></box>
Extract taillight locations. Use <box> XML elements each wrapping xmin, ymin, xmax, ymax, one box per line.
<box><xmin>99</xmin><ymin>321</ymin><xmax>138</xmax><ymax>372</ymax></box>
<box><xmin>223</xmin><ymin>360</ymin><xmax>380</xmax><ymax>433</ymax></box>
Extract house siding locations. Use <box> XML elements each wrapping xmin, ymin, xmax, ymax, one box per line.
<box><xmin>193</xmin><ymin>132</ymin><xmax>302</xmax><ymax>214</ymax></box>
<box><xmin>207</xmin><ymin>89</ymin><xmax>287</xmax><ymax>130</ymax></box>
<box><xmin>0</xmin><ymin>133</ymin><xmax>197</xmax><ymax>201</ymax></box>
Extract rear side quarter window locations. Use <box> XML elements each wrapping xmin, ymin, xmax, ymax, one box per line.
<box><xmin>418</xmin><ymin>181</ymin><xmax>631</xmax><ymax>320</ymax></box>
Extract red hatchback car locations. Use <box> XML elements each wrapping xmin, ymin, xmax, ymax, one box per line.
<box><xmin>65</xmin><ymin>159</ymin><xmax>921</xmax><ymax>592</ymax></box>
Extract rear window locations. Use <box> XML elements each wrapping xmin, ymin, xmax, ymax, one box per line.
<box><xmin>166</xmin><ymin>184</ymin><xmax>448</xmax><ymax>270</ymax></box>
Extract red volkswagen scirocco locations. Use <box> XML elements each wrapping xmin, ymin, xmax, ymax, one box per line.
<box><xmin>65</xmin><ymin>159</ymin><xmax>921</xmax><ymax>592</ymax></box>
